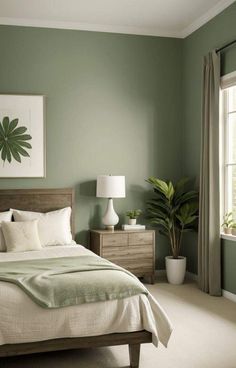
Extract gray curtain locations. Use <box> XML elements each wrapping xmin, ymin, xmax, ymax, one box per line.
<box><xmin>198</xmin><ymin>50</ymin><xmax>221</xmax><ymax>296</ymax></box>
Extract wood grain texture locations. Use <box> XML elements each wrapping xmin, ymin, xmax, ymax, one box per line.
<box><xmin>129</xmin><ymin>343</ymin><xmax>141</xmax><ymax>368</ymax></box>
<box><xmin>90</xmin><ymin>230</ymin><xmax>155</xmax><ymax>283</ymax></box>
<box><xmin>0</xmin><ymin>331</ymin><xmax>152</xmax><ymax>358</ymax></box>
<box><xmin>0</xmin><ymin>188</ymin><xmax>75</xmax><ymax>238</ymax></box>
<box><xmin>89</xmin><ymin>231</ymin><xmax>101</xmax><ymax>255</ymax></box>
<box><xmin>102</xmin><ymin>244</ymin><xmax>153</xmax><ymax>258</ymax></box>
<box><xmin>102</xmin><ymin>233</ymin><xmax>128</xmax><ymax>247</ymax></box>
<box><xmin>0</xmin><ymin>191</ymin><xmax>153</xmax><ymax>366</ymax></box>
<box><xmin>129</xmin><ymin>231</ymin><xmax>153</xmax><ymax>245</ymax></box>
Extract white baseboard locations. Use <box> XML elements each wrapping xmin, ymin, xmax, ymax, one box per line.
<box><xmin>222</xmin><ymin>289</ymin><xmax>236</xmax><ymax>303</ymax></box>
<box><xmin>155</xmin><ymin>270</ymin><xmax>236</xmax><ymax>303</ymax></box>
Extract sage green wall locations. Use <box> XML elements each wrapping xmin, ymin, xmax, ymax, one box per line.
<box><xmin>182</xmin><ymin>2</ymin><xmax>236</xmax><ymax>293</ymax></box>
<box><xmin>0</xmin><ymin>25</ymin><xmax>183</xmax><ymax>268</ymax></box>
<box><xmin>222</xmin><ymin>239</ymin><xmax>236</xmax><ymax>294</ymax></box>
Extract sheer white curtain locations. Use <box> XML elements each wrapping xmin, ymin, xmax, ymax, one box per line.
<box><xmin>198</xmin><ymin>50</ymin><xmax>222</xmax><ymax>296</ymax></box>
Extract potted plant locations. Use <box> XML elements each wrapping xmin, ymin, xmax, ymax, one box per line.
<box><xmin>222</xmin><ymin>212</ymin><xmax>233</xmax><ymax>234</ymax></box>
<box><xmin>126</xmin><ymin>209</ymin><xmax>142</xmax><ymax>225</ymax></box>
<box><xmin>231</xmin><ymin>223</ymin><xmax>236</xmax><ymax>236</ymax></box>
<box><xmin>146</xmin><ymin>177</ymin><xmax>198</xmax><ymax>285</ymax></box>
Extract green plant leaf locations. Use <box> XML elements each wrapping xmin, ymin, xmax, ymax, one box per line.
<box><xmin>167</xmin><ymin>181</ymin><xmax>175</xmax><ymax>201</ymax></box>
<box><xmin>8</xmin><ymin>119</ymin><xmax>19</xmax><ymax>134</ymax></box>
<box><xmin>146</xmin><ymin>177</ymin><xmax>170</xmax><ymax>198</ymax></box>
<box><xmin>146</xmin><ymin>176</ymin><xmax>199</xmax><ymax>258</ymax></box>
<box><xmin>126</xmin><ymin>209</ymin><xmax>142</xmax><ymax>219</ymax></box>
<box><xmin>9</xmin><ymin>126</ymin><xmax>28</xmax><ymax>137</ymax></box>
<box><xmin>176</xmin><ymin>214</ymin><xmax>198</xmax><ymax>226</ymax></box>
<box><xmin>174</xmin><ymin>177</ymin><xmax>190</xmax><ymax>200</ymax></box>
<box><xmin>147</xmin><ymin>199</ymin><xmax>171</xmax><ymax>212</ymax></box>
<box><xmin>150</xmin><ymin>218</ymin><xmax>170</xmax><ymax>231</ymax></box>
<box><xmin>147</xmin><ymin>208</ymin><xmax>167</xmax><ymax>220</ymax></box>
<box><xmin>153</xmin><ymin>190</ymin><xmax>167</xmax><ymax>201</ymax></box>
<box><xmin>9</xmin><ymin>144</ymin><xmax>21</xmax><ymax>163</ymax></box>
<box><xmin>0</xmin><ymin>117</ymin><xmax>32</xmax><ymax>164</ymax></box>
<box><xmin>175</xmin><ymin>190</ymin><xmax>198</xmax><ymax>206</ymax></box>
<box><xmin>10</xmin><ymin>134</ymin><xmax>32</xmax><ymax>141</ymax></box>
<box><xmin>2</xmin><ymin>117</ymin><xmax>10</xmax><ymax>135</ymax></box>
<box><xmin>1</xmin><ymin>144</ymin><xmax>7</xmax><ymax>162</ymax></box>
<box><xmin>5</xmin><ymin>142</ymin><xmax>12</xmax><ymax>163</ymax></box>
<box><xmin>14</xmin><ymin>140</ymin><xmax>32</xmax><ymax>149</ymax></box>
<box><xmin>0</xmin><ymin>122</ymin><xmax>5</xmax><ymax>138</ymax></box>
<box><xmin>147</xmin><ymin>201</ymin><xmax>169</xmax><ymax>211</ymax></box>
<box><xmin>12</xmin><ymin>142</ymin><xmax>30</xmax><ymax>157</ymax></box>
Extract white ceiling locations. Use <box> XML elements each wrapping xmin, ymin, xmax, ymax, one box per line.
<box><xmin>0</xmin><ymin>0</ymin><xmax>234</xmax><ymax>38</ymax></box>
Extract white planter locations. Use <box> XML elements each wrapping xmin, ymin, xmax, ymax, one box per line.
<box><xmin>165</xmin><ymin>256</ymin><xmax>186</xmax><ymax>285</ymax></box>
<box><xmin>224</xmin><ymin>228</ymin><xmax>232</xmax><ymax>235</ymax></box>
<box><xmin>128</xmin><ymin>218</ymin><xmax>136</xmax><ymax>225</ymax></box>
<box><xmin>231</xmin><ymin>228</ymin><xmax>236</xmax><ymax>236</ymax></box>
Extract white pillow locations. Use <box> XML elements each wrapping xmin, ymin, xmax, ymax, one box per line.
<box><xmin>0</xmin><ymin>210</ymin><xmax>12</xmax><ymax>252</ymax></box>
<box><xmin>1</xmin><ymin>220</ymin><xmax>42</xmax><ymax>253</ymax></box>
<box><xmin>12</xmin><ymin>207</ymin><xmax>73</xmax><ymax>247</ymax></box>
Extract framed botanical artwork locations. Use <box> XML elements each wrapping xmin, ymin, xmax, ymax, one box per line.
<box><xmin>0</xmin><ymin>94</ymin><xmax>45</xmax><ymax>177</ymax></box>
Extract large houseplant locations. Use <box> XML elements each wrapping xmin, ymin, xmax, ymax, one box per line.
<box><xmin>146</xmin><ymin>177</ymin><xmax>198</xmax><ymax>284</ymax></box>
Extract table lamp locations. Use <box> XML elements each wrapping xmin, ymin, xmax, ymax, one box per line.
<box><xmin>96</xmin><ymin>175</ymin><xmax>126</xmax><ymax>230</ymax></box>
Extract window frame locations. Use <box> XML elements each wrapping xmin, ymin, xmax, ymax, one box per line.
<box><xmin>220</xmin><ymin>71</ymin><xmax>236</xmax><ymax>238</ymax></box>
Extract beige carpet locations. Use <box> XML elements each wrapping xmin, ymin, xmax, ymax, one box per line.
<box><xmin>1</xmin><ymin>279</ymin><xmax>236</xmax><ymax>368</ymax></box>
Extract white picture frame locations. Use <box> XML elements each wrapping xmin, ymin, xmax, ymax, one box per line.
<box><xmin>0</xmin><ymin>94</ymin><xmax>45</xmax><ymax>178</ymax></box>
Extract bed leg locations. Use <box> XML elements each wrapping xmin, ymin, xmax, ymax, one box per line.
<box><xmin>129</xmin><ymin>343</ymin><xmax>140</xmax><ymax>368</ymax></box>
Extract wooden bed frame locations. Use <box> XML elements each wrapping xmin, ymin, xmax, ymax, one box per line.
<box><xmin>0</xmin><ymin>188</ymin><xmax>152</xmax><ymax>367</ymax></box>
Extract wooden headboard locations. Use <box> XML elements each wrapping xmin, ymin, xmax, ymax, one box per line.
<box><xmin>0</xmin><ymin>188</ymin><xmax>75</xmax><ymax>238</ymax></box>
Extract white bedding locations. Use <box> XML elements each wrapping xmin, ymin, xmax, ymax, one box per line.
<box><xmin>0</xmin><ymin>244</ymin><xmax>172</xmax><ymax>347</ymax></box>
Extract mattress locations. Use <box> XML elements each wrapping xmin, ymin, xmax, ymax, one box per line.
<box><xmin>0</xmin><ymin>244</ymin><xmax>172</xmax><ymax>347</ymax></box>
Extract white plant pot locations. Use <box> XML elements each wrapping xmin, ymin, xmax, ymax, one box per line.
<box><xmin>231</xmin><ymin>229</ymin><xmax>236</xmax><ymax>236</ymax></box>
<box><xmin>165</xmin><ymin>256</ymin><xmax>186</xmax><ymax>285</ymax></box>
<box><xmin>128</xmin><ymin>218</ymin><xmax>136</xmax><ymax>225</ymax></box>
<box><xmin>224</xmin><ymin>228</ymin><xmax>232</xmax><ymax>235</ymax></box>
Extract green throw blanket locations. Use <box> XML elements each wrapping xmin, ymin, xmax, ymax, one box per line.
<box><xmin>0</xmin><ymin>255</ymin><xmax>148</xmax><ymax>308</ymax></box>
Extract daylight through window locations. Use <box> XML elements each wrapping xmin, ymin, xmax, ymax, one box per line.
<box><xmin>221</xmin><ymin>81</ymin><xmax>236</xmax><ymax>221</ymax></box>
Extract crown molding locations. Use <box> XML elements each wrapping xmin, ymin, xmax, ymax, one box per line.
<box><xmin>180</xmin><ymin>0</ymin><xmax>236</xmax><ymax>38</ymax></box>
<box><xmin>0</xmin><ymin>0</ymin><xmax>234</xmax><ymax>39</ymax></box>
<box><xmin>0</xmin><ymin>17</ymin><xmax>181</xmax><ymax>38</ymax></box>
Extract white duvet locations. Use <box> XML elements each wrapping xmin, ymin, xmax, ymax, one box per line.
<box><xmin>0</xmin><ymin>244</ymin><xmax>172</xmax><ymax>347</ymax></box>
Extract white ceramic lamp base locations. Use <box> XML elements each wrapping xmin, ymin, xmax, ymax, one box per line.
<box><xmin>102</xmin><ymin>198</ymin><xmax>119</xmax><ymax>231</ymax></box>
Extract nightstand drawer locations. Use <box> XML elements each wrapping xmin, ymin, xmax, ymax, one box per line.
<box><xmin>90</xmin><ymin>229</ymin><xmax>155</xmax><ymax>284</ymax></box>
<box><xmin>103</xmin><ymin>244</ymin><xmax>153</xmax><ymax>259</ymax></box>
<box><xmin>129</xmin><ymin>232</ymin><xmax>153</xmax><ymax>245</ymax></box>
<box><xmin>103</xmin><ymin>233</ymin><xmax>128</xmax><ymax>247</ymax></box>
<box><xmin>113</xmin><ymin>259</ymin><xmax>153</xmax><ymax>275</ymax></box>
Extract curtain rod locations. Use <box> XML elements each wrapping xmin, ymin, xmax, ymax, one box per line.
<box><xmin>216</xmin><ymin>39</ymin><xmax>236</xmax><ymax>53</ymax></box>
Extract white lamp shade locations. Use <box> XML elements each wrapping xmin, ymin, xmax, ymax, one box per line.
<box><xmin>96</xmin><ymin>175</ymin><xmax>126</xmax><ymax>198</ymax></box>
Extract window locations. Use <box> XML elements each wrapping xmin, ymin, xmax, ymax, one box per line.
<box><xmin>220</xmin><ymin>72</ymin><xmax>236</xmax><ymax>221</ymax></box>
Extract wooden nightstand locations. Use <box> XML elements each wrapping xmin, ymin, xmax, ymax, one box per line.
<box><xmin>90</xmin><ymin>229</ymin><xmax>155</xmax><ymax>284</ymax></box>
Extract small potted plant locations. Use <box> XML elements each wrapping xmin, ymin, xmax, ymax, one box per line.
<box><xmin>231</xmin><ymin>223</ymin><xmax>236</xmax><ymax>236</ymax></box>
<box><xmin>126</xmin><ymin>209</ymin><xmax>142</xmax><ymax>225</ymax></box>
<box><xmin>222</xmin><ymin>212</ymin><xmax>233</xmax><ymax>234</ymax></box>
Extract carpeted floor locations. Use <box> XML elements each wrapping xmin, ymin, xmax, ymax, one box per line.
<box><xmin>1</xmin><ymin>279</ymin><xmax>236</xmax><ymax>368</ymax></box>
